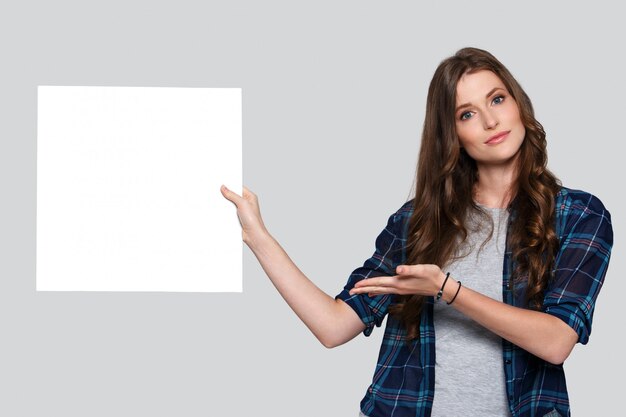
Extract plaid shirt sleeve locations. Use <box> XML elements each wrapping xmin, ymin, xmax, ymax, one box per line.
<box><xmin>543</xmin><ymin>190</ymin><xmax>613</xmax><ymax>345</ymax></box>
<box><xmin>335</xmin><ymin>202</ymin><xmax>410</xmax><ymax>337</ymax></box>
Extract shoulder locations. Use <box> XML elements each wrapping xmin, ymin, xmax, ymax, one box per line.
<box><xmin>554</xmin><ymin>186</ymin><xmax>613</xmax><ymax>241</ymax></box>
<box><xmin>376</xmin><ymin>200</ymin><xmax>414</xmax><ymax>239</ymax></box>
<box><xmin>555</xmin><ymin>186</ymin><xmax>611</xmax><ymax>221</ymax></box>
<box><xmin>390</xmin><ymin>199</ymin><xmax>414</xmax><ymax>225</ymax></box>
<box><xmin>397</xmin><ymin>199</ymin><xmax>415</xmax><ymax>215</ymax></box>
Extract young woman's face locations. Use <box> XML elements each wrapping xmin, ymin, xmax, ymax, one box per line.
<box><xmin>454</xmin><ymin>70</ymin><xmax>525</xmax><ymax>169</ymax></box>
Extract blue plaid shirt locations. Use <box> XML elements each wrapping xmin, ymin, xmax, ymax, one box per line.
<box><xmin>336</xmin><ymin>187</ymin><xmax>613</xmax><ymax>417</ymax></box>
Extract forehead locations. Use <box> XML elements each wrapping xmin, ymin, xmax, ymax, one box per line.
<box><xmin>455</xmin><ymin>70</ymin><xmax>506</xmax><ymax>103</ymax></box>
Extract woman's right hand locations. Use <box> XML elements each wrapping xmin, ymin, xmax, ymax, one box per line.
<box><xmin>220</xmin><ymin>185</ymin><xmax>268</xmax><ymax>245</ymax></box>
<box><xmin>220</xmin><ymin>184</ymin><xmax>365</xmax><ymax>348</ymax></box>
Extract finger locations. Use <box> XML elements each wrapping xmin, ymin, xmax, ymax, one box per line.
<box><xmin>242</xmin><ymin>186</ymin><xmax>258</xmax><ymax>202</ymax></box>
<box><xmin>352</xmin><ymin>284</ymin><xmax>395</xmax><ymax>293</ymax></box>
<box><xmin>396</xmin><ymin>265</ymin><xmax>412</xmax><ymax>275</ymax></box>
<box><xmin>354</xmin><ymin>276</ymin><xmax>394</xmax><ymax>288</ymax></box>
<box><xmin>242</xmin><ymin>185</ymin><xmax>255</xmax><ymax>196</ymax></box>
<box><xmin>221</xmin><ymin>185</ymin><xmax>243</xmax><ymax>205</ymax></box>
<box><xmin>349</xmin><ymin>286</ymin><xmax>396</xmax><ymax>295</ymax></box>
<box><xmin>395</xmin><ymin>264</ymin><xmax>426</xmax><ymax>276</ymax></box>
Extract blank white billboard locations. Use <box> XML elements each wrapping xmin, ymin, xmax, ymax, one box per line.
<box><xmin>36</xmin><ymin>86</ymin><xmax>242</xmax><ymax>292</ymax></box>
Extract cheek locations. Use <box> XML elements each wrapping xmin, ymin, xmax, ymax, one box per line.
<box><xmin>509</xmin><ymin>109</ymin><xmax>525</xmax><ymax>135</ymax></box>
<box><xmin>455</xmin><ymin>123</ymin><xmax>468</xmax><ymax>145</ymax></box>
<box><xmin>456</xmin><ymin>132</ymin><xmax>467</xmax><ymax>148</ymax></box>
<box><xmin>455</xmin><ymin>125</ymin><xmax>477</xmax><ymax>148</ymax></box>
<box><xmin>519</xmin><ymin>126</ymin><xmax>527</xmax><ymax>144</ymax></box>
<box><xmin>506</xmin><ymin>103</ymin><xmax>523</xmax><ymax>124</ymax></box>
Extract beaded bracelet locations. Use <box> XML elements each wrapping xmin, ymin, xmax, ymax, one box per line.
<box><xmin>435</xmin><ymin>272</ymin><xmax>450</xmax><ymax>302</ymax></box>
<box><xmin>447</xmin><ymin>281</ymin><xmax>462</xmax><ymax>305</ymax></box>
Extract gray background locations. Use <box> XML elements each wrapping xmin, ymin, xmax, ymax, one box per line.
<box><xmin>1</xmin><ymin>1</ymin><xmax>622</xmax><ymax>416</ymax></box>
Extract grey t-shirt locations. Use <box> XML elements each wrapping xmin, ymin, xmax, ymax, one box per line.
<box><xmin>359</xmin><ymin>206</ymin><xmax>511</xmax><ymax>417</ymax></box>
<box><xmin>430</xmin><ymin>206</ymin><xmax>510</xmax><ymax>416</ymax></box>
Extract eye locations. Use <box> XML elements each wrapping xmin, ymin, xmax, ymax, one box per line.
<box><xmin>459</xmin><ymin>111</ymin><xmax>473</xmax><ymax>121</ymax></box>
<box><xmin>492</xmin><ymin>95</ymin><xmax>505</xmax><ymax>105</ymax></box>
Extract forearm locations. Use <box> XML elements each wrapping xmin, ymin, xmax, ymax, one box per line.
<box><xmin>246</xmin><ymin>231</ymin><xmax>363</xmax><ymax>348</ymax></box>
<box><xmin>441</xmin><ymin>277</ymin><xmax>578</xmax><ymax>364</ymax></box>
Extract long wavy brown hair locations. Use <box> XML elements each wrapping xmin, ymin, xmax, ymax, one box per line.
<box><xmin>388</xmin><ymin>47</ymin><xmax>561</xmax><ymax>342</ymax></box>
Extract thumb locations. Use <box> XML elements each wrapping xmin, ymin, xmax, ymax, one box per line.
<box><xmin>396</xmin><ymin>265</ymin><xmax>410</xmax><ymax>275</ymax></box>
<box><xmin>220</xmin><ymin>185</ymin><xmax>242</xmax><ymax>206</ymax></box>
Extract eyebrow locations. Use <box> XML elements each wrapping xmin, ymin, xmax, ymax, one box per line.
<box><xmin>455</xmin><ymin>87</ymin><xmax>505</xmax><ymax>113</ymax></box>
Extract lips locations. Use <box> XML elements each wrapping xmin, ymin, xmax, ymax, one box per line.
<box><xmin>485</xmin><ymin>130</ymin><xmax>510</xmax><ymax>144</ymax></box>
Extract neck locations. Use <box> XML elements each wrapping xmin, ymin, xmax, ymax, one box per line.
<box><xmin>473</xmin><ymin>163</ymin><xmax>518</xmax><ymax>209</ymax></box>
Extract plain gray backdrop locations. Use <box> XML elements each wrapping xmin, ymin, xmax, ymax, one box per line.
<box><xmin>1</xmin><ymin>1</ymin><xmax>622</xmax><ymax>416</ymax></box>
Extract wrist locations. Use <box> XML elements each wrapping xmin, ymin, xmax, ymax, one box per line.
<box><xmin>441</xmin><ymin>276</ymin><xmax>460</xmax><ymax>304</ymax></box>
<box><xmin>245</xmin><ymin>228</ymin><xmax>272</xmax><ymax>250</ymax></box>
<box><xmin>434</xmin><ymin>271</ymin><xmax>450</xmax><ymax>299</ymax></box>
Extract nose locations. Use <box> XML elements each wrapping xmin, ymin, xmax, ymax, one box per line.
<box><xmin>483</xmin><ymin>110</ymin><xmax>498</xmax><ymax>129</ymax></box>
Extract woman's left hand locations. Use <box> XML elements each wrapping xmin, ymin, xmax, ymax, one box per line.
<box><xmin>349</xmin><ymin>264</ymin><xmax>447</xmax><ymax>297</ymax></box>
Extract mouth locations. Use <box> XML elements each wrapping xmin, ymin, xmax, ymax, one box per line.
<box><xmin>485</xmin><ymin>130</ymin><xmax>510</xmax><ymax>145</ymax></box>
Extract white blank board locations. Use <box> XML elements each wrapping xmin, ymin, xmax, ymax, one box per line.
<box><xmin>36</xmin><ymin>86</ymin><xmax>242</xmax><ymax>292</ymax></box>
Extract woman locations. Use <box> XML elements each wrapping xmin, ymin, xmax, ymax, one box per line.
<box><xmin>220</xmin><ymin>47</ymin><xmax>613</xmax><ymax>417</ymax></box>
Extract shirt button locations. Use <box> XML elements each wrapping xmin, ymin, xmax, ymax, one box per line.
<box><xmin>505</xmin><ymin>359</ymin><xmax>512</xmax><ymax>364</ymax></box>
